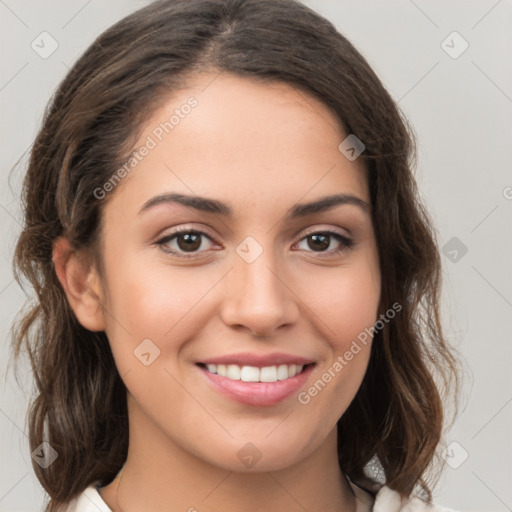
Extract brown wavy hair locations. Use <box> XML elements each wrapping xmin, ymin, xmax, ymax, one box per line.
<box><xmin>11</xmin><ymin>0</ymin><xmax>459</xmax><ymax>509</ymax></box>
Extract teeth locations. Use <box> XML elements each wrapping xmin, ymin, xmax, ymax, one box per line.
<box><xmin>204</xmin><ymin>363</ymin><xmax>304</xmax><ymax>382</ymax></box>
<box><xmin>260</xmin><ymin>366</ymin><xmax>277</xmax><ymax>382</ymax></box>
<box><xmin>240</xmin><ymin>366</ymin><xmax>260</xmax><ymax>382</ymax></box>
<box><xmin>226</xmin><ymin>364</ymin><xmax>241</xmax><ymax>380</ymax></box>
<box><xmin>277</xmin><ymin>364</ymin><xmax>288</xmax><ymax>380</ymax></box>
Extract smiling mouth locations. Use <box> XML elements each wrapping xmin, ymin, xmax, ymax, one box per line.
<box><xmin>197</xmin><ymin>363</ymin><xmax>312</xmax><ymax>383</ymax></box>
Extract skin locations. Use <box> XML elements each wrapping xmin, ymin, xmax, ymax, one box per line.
<box><xmin>54</xmin><ymin>71</ymin><xmax>381</xmax><ymax>511</ymax></box>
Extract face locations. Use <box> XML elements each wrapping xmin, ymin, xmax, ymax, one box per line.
<box><xmin>94</xmin><ymin>72</ymin><xmax>381</xmax><ymax>472</ymax></box>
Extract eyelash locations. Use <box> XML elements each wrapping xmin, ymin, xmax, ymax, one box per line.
<box><xmin>155</xmin><ymin>227</ymin><xmax>354</xmax><ymax>259</ymax></box>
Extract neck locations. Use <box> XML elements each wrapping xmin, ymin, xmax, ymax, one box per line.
<box><xmin>99</xmin><ymin>402</ymin><xmax>356</xmax><ymax>512</ymax></box>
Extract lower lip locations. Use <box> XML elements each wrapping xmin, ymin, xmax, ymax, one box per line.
<box><xmin>198</xmin><ymin>364</ymin><xmax>314</xmax><ymax>406</ymax></box>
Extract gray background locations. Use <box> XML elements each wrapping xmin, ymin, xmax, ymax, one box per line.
<box><xmin>1</xmin><ymin>1</ymin><xmax>511</xmax><ymax>511</ymax></box>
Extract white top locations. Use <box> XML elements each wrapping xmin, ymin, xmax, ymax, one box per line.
<box><xmin>63</xmin><ymin>480</ymin><xmax>457</xmax><ymax>512</ymax></box>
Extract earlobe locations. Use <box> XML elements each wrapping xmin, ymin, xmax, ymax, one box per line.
<box><xmin>52</xmin><ymin>236</ymin><xmax>106</xmax><ymax>332</ymax></box>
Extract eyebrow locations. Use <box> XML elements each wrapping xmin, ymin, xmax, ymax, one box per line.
<box><xmin>138</xmin><ymin>192</ymin><xmax>370</xmax><ymax>219</ymax></box>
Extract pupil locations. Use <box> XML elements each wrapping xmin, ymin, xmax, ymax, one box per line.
<box><xmin>178</xmin><ymin>233</ymin><xmax>201</xmax><ymax>251</ymax></box>
<box><xmin>309</xmin><ymin>234</ymin><xmax>329</xmax><ymax>251</ymax></box>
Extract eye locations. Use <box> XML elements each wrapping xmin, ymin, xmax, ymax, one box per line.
<box><xmin>294</xmin><ymin>230</ymin><xmax>354</xmax><ymax>256</ymax></box>
<box><xmin>155</xmin><ymin>228</ymin><xmax>216</xmax><ymax>258</ymax></box>
<box><xmin>155</xmin><ymin>228</ymin><xmax>354</xmax><ymax>259</ymax></box>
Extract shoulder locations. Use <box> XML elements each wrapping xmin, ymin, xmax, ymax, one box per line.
<box><xmin>60</xmin><ymin>485</ymin><xmax>112</xmax><ymax>512</ymax></box>
<box><xmin>374</xmin><ymin>486</ymin><xmax>459</xmax><ymax>512</ymax></box>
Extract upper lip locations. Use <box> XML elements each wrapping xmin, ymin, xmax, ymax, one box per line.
<box><xmin>198</xmin><ymin>352</ymin><xmax>314</xmax><ymax>367</ymax></box>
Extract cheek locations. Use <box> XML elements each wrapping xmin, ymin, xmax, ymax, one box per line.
<box><xmin>102</xmin><ymin>251</ymin><xmax>222</xmax><ymax>338</ymax></box>
<box><xmin>295</xmin><ymin>269</ymin><xmax>378</xmax><ymax>431</ymax></box>
<box><xmin>293</xmin><ymin>255</ymin><xmax>380</xmax><ymax>413</ymax></box>
<box><xmin>296</xmin><ymin>341</ymin><xmax>371</xmax><ymax>452</ymax></box>
<box><xmin>299</xmin><ymin>258</ymin><xmax>381</xmax><ymax>349</ymax></box>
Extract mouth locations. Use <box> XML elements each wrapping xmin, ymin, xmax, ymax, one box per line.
<box><xmin>198</xmin><ymin>362</ymin><xmax>311</xmax><ymax>382</ymax></box>
<box><xmin>195</xmin><ymin>356</ymin><xmax>315</xmax><ymax>406</ymax></box>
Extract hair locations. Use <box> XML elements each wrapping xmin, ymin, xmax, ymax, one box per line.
<box><xmin>11</xmin><ymin>0</ymin><xmax>459</xmax><ymax>509</ymax></box>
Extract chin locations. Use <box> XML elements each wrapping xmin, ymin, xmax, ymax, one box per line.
<box><xmin>192</xmin><ymin>427</ymin><xmax>328</xmax><ymax>474</ymax></box>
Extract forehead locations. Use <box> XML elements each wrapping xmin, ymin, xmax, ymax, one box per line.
<box><xmin>104</xmin><ymin>72</ymin><xmax>368</xmax><ymax>218</ymax></box>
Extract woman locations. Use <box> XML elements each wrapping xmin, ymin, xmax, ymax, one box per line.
<box><xmin>12</xmin><ymin>0</ymin><xmax>459</xmax><ymax>510</ymax></box>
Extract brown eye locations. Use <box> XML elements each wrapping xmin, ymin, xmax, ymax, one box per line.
<box><xmin>307</xmin><ymin>233</ymin><xmax>331</xmax><ymax>251</ymax></box>
<box><xmin>176</xmin><ymin>232</ymin><xmax>202</xmax><ymax>252</ymax></box>
<box><xmin>296</xmin><ymin>231</ymin><xmax>354</xmax><ymax>256</ymax></box>
<box><xmin>156</xmin><ymin>230</ymin><xmax>215</xmax><ymax>258</ymax></box>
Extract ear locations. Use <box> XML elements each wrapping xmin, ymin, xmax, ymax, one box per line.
<box><xmin>52</xmin><ymin>236</ymin><xmax>106</xmax><ymax>332</ymax></box>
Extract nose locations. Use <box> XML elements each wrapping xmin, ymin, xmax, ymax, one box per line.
<box><xmin>219</xmin><ymin>245</ymin><xmax>300</xmax><ymax>338</ymax></box>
